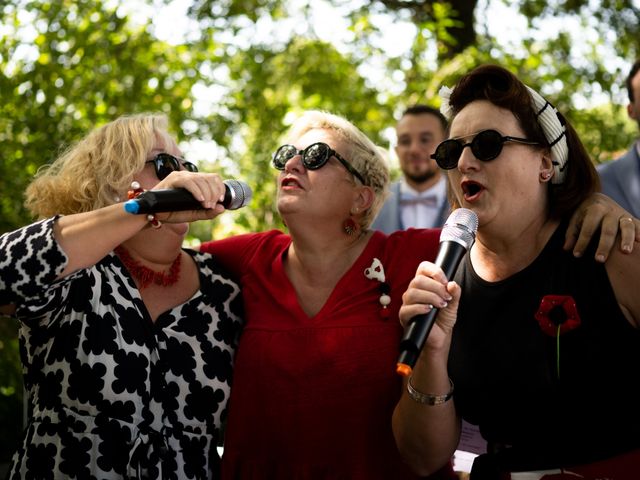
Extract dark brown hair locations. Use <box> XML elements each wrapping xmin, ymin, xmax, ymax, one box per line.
<box><xmin>402</xmin><ymin>104</ymin><xmax>448</xmax><ymax>132</ymax></box>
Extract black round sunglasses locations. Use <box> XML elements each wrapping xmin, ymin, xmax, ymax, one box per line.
<box><xmin>272</xmin><ymin>142</ymin><xmax>366</xmax><ymax>185</ymax></box>
<box><xmin>431</xmin><ymin>129</ymin><xmax>540</xmax><ymax>170</ymax></box>
<box><xmin>146</xmin><ymin>153</ymin><xmax>198</xmax><ymax>180</ymax></box>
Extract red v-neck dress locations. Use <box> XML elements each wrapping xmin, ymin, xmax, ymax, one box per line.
<box><xmin>202</xmin><ymin>228</ymin><xmax>454</xmax><ymax>479</ymax></box>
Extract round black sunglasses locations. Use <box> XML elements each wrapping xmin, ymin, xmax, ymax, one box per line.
<box><xmin>431</xmin><ymin>129</ymin><xmax>540</xmax><ymax>170</ymax></box>
<box><xmin>272</xmin><ymin>142</ymin><xmax>366</xmax><ymax>184</ymax></box>
<box><xmin>146</xmin><ymin>153</ymin><xmax>198</xmax><ymax>180</ymax></box>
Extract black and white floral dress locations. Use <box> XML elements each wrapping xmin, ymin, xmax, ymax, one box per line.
<box><xmin>0</xmin><ymin>217</ymin><xmax>243</xmax><ymax>480</ymax></box>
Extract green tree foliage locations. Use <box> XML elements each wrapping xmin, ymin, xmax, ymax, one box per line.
<box><xmin>184</xmin><ymin>0</ymin><xmax>638</xmax><ymax>171</ymax></box>
<box><xmin>0</xmin><ymin>0</ymin><xmax>206</xmax><ymax>233</ymax></box>
<box><xmin>2</xmin><ymin>0</ymin><xmax>638</xmax><ymax>235</ymax></box>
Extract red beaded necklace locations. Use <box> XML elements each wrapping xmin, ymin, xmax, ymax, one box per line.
<box><xmin>115</xmin><ymin>246</ymin><xmax>181</xmax><ymax>289</ymax></box>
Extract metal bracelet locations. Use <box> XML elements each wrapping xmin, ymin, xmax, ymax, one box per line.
<box><xmin>407</xmin><ymin>376</ymin><xmax>454</xmax><ymax>405</ymax></box>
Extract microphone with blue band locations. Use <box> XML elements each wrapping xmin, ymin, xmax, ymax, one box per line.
<box><xmin>124</xmin><ymin>179</ymin><xmax>252</xmax><ymax>214</ymax></box>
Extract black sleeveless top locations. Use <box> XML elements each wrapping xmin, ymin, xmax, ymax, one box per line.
<box><xmin>449</xmin><ymin>220</ymin><xmax>640</xmax><ymax>472</ymax></box>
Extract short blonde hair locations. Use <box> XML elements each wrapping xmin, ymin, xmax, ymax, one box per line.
<box><xmin>284</xmin><ymin>110</ymin><xmax>390</xmax><ymax>229</ymax></box>
<box><xmin>25</xmin><ymin>113</ymin><xmax>173</xmax><ymax>218</ymax></box>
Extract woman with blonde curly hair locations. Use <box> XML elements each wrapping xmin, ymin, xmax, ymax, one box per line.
<box><xmin>1</xmin><ymin>113</ymin><xmax>243</xmax><ymax>479</ymax></box>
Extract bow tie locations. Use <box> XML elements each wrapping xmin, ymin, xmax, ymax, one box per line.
<box><xmin>399</xmin><ymin>195</ymin><xmax>438</xmax><ymax>207</ymax></box>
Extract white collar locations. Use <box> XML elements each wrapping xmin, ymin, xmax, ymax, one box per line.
<box><xmin>400</xmin><ymin>176</ymin><xmax>446</xmax><ymax>200</ymax></box>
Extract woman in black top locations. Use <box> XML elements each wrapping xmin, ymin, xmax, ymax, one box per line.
<box><xmin>394</xmin><ymin>65</ymin><xmax>640</xmax><ymax>479</ymax></box>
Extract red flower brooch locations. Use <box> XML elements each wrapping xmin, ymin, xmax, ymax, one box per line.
<box><xmin>534</xmin><ymin>295</ymin><xmax>581</xmax><ymax>337</ymax></box>
<box><xmin>534</xmin><ymin>295</ymin><xmax>581</xmax><ymax>379</ymax></box>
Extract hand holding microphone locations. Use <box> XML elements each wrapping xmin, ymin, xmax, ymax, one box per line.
<box><xmin>396</xmin><ymin>208</ymin><xmax>478</xmax><ymax>377</ymax></box>
<box><xmin>123</xmin><ymin>179</ymin><xmax>252</xmax><ymax>215</ymax></box>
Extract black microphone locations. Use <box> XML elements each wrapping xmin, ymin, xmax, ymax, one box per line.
<box><xmin>396</xmin><ymin>208</ymin><xmax>478</xmax><ymax>377</ymax></box>
<box><xmin>123</xmin><ymin>180</ymin><xmax>252</xmax><ymax>214</ymax></box>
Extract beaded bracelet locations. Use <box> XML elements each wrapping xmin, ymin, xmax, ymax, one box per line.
<box><xmin>407</xmin><ymin>376</ymin><xmax>454</xmax><ymax>406</ymax></box>
<box><xmin>128</xmin><ymin>182</ymin><xmax>162</xmax><ymax>229</ymax></box>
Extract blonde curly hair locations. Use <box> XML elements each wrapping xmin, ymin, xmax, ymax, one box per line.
<box><xmin>283</xmin><ymin>110</ymin><xmax>390</xmax><ymax>229</ymax></box>
<box><xmin>25</xmin><ymin>113</ymin><xmax>173</xmax><ymax>218</ymax></box>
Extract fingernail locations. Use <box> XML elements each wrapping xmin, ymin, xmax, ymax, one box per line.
<box><xmin>596</xmin><ymin>254</ymin><xmax>605</xmax><ymax>263</ymax></box>
<box><xmin>440</xmin><ymin>301</ymin><xmax>448</xmax><ymax>308</ymax></box>
<box><xmin>623</xmin><ymin>245</ymin><xmax>632</xmax><ymax>253</ymax></box>
<box><xmin>573</xmin><ymin>251</ymin><xmax>582</xmax><ymax>258</ymax></box>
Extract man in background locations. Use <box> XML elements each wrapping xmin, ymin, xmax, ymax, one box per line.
<box><xmin>372</xmin><ymin>105</ymin><xmax>450</xmax><ymax>233</ymax></box>
<box><xmin>598</xmin><ymin>59</ymin><xmax>640</xmax><ymax>217</ymax></box>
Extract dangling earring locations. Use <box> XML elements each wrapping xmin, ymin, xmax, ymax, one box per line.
<box><xmin>343</xmin><ymin>217</ymin><xmax>358</xmax><ymax>236</ymax></box>
<box><xmin>344</xmin><ymin>208</ymin><xmax>360</xmax><ymax>236</ymax></box>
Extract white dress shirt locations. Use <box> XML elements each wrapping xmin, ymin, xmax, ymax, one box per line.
<box><xmin>399</xmin><ymin>176</ymin><xmax>447</xmax><ymax>229</ymax></box>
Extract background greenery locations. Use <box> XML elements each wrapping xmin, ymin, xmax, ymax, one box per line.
<box><xmin>1</xmin><ymin>0</ymin><xmax>638</xmax><ymax>466</ymax></box>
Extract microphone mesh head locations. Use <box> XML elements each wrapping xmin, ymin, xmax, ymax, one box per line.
<box><xmin>440</xmin><ymin>208</ymin><xmax>478</xmax><ymax>249</ymax></box>
<box><xmin>223</xmin><ymin>180</ymin><xmax>253</xmax><ymax>210</ymax></box>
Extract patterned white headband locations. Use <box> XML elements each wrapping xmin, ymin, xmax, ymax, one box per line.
<box><xmin>438</xmin><ymin>84</ymin><xmax>569</xmax><ymax>184</ymax></box>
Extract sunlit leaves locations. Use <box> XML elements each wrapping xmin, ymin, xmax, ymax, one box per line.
<box><xmin>1</xmin><ymin>0</ymin><xmax>638</xmax><ymax>238</ymax></box>
<box><xmin>0</xmin><ymin>0</ymin><xmax>204</xmax><ymax>232</ymax></box>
